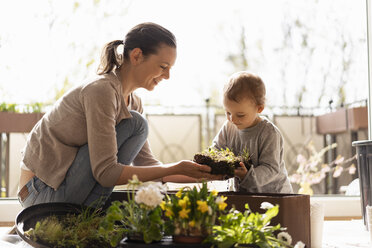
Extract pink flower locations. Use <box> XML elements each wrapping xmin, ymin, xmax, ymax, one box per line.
<box><xmin>333</xmin><ymin>166</ymin><xmax>343</xmax><ymax>178</ymax></box>
<box><xmin>297</xmin><ymin>154</ymin><xmax>306</xmax><ymax>164</ymax></box>
<box><xmin>348</xmin><ymin>164</ymin><xmax>356</xmax><ymax>174</ymax></box>
<box><xmin>334</xmin><ymin>155</ymin><xmax>345</xmax><ymax>165</ymax></box>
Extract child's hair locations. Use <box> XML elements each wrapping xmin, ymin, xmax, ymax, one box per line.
<box><xmin>223</xmin><ymin>71</ymin><xmax>266</xmax><ymax>106</ymax></box>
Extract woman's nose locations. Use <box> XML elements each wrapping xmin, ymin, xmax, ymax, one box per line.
<box><xmin>163</xmin><ymin>68</ymin><xmax>170</xmax><ymax>79</ymax></box>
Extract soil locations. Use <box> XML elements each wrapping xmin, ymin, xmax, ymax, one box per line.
<box><xmin>193</xmin><ymin>148</ymin><xmax>252</xmax><ymax>177</ymax></box>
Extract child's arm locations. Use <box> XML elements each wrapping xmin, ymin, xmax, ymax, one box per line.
<box><xmin>238</xmin><ymin>127</ymin><xmax>292</xmax><ymax>193</ymax></box>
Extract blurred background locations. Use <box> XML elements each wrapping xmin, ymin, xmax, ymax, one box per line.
<box><xmin>0</xmin><ymin>0</ymin><xmax>368</xmax><ymax>197</ymax></box>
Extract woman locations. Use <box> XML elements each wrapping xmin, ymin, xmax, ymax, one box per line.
<box><xmin>18</xmin><ymin>22</ymin><xmax>219</xmax><ymax>208</ymax></box>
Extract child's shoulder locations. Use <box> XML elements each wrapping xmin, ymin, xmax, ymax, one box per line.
<box><xmin>259</xmin><ymin>117</ymin><xmax>282</xmax><ymax>135</ymax></box>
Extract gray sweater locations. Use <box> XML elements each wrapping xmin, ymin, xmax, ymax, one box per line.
<box><xmin>212</xmin><ymin>117</ymin><xmax>293</xmax><ymax>193</ymax></box>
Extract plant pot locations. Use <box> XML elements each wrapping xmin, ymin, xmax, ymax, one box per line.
<box><xmin>126</xmin><ymin>233</ymin><xmax>145</xmax><ymax>243</ymax></box>
<box><xmin>173</xmin><ymin>235</ymin><xmax>206</xmax><ymax>244</ymax></box>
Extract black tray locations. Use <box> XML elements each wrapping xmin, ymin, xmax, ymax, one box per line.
<box><xmin>16</xmin><ymin>202</ymin><xmax>85</xmax><ymax>248</ymax></box>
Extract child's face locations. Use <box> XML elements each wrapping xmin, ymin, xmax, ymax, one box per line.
<box><xmin>223</xmin><ymin>97</ymin><xmax>264</xmax><ymax>130</ymax></box>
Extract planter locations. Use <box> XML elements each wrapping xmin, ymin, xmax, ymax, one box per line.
<box><xmin>0</xmin><ymin>112</ymin><xmax>44</xmax><ymax>133</ymax></box>
<box><xmin>108</xmin><ymin>191</ymin><xmax>311</xmax><ymax>247</ymax></box>
<box><xmin>347</xmin><ymin>106</ymin><xmax>368</xmax><ymax>131</ymax></box>
<box><xmin>315</xmin><ymin>108</ymin><xmax>347</xmax><ymax>134</ymax></box>
<box><xmin>173</xmin><ymin>235</ymin><xmax>206</xmax><ymax>244</ymax></box>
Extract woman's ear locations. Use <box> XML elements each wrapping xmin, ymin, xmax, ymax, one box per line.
<box><xmin>258</xmin><ymin>105</ymin><xmax>265</xmax><ymax>113</ymax></box>
<box><xmin>129</xmin><ymin>48</ymin><xmax>143</xmax><ymax>65</ymax></box>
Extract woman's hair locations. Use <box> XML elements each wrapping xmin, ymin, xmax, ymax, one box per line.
<box><xmin>97</xmin><ymin>22</ymin><xmax>177</xmax><ymax>75</ymax></box>
<box><xmin>223</xmin><ymin>71</ymin><xmax>266</xmax><ymax>106</ymax></box>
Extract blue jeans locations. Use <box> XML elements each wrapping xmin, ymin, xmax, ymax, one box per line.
<box><xmin>19</xmin><ymin>111</ymin><xmax>148</xmax><ymax>208</ymax></box>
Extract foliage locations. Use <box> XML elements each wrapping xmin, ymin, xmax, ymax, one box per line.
<box><xmin>0</xmin><ymin>102</ymin><xmax>17</xmax><ymax>112</ymax></box>
<box><xmin>24</xmin><ymin>207</ymin><xmax>114</xmax><ymax>248</ymax></box>
<box><xmin>99</xmin><ymin>175</ymin><xmax>166</xmax><ymax>245</ymax></box>
<box><xmin>206</xmin><ymin>203</ymin><xmax>302</xmax><ymax>248</ymax></box>
<box><xmin>0</xmin><ymin>102</ymin><xmax>44</xmax><ymax>113</ymax></box>
<box><xmin>289</xmin><ymin>141</ymin><xmax>356</xmax><ymax>190</ymax></box>
<box><xmin>161</xmin><ymin>181</ymin><xmax>227</xmax><ymax>238</ymax></box>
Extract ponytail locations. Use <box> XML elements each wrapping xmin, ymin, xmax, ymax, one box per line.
<box><xmin>97</xmin><ymin>40</ymin><xmax>123</xmax><ymax>75</ymax></box>
<box><xmin>97</xmin><ymin>23</ymin><xmax>176</xmax><ymax>75</ymax></box>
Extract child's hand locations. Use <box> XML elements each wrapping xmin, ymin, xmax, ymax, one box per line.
<box><xmin>234</xmin><ymin>162</ymin><xmax>247</xmax><ymax>180</ymax></box>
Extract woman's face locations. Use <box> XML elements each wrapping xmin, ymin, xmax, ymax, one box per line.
<box><xmin>133</xmin><ymin>44</ymin><xmax>177</xmax><ymax>91</ymax></box>
<box><xmin>223</xmin><ymin>97</ymin><xmax>263</xmax><ymax>130</ymax></box>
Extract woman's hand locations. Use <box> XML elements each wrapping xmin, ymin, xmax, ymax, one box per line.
<box><xmin>174</xmin><ymin>160</ymin><xmax>223</xmax><ymax>180</ymax></box>
<box><xmin>234</xmin><ymin>162</ymin><xmax>248</xmax><ymax>180</ymax></box>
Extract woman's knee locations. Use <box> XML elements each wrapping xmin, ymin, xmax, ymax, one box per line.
<box><xmin>129</xmin><ymin>110</ymin><xmax>148</xmax><ymax>136</ymax></box>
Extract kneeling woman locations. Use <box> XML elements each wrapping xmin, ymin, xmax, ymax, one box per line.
<box><xmin>18</xmin><ymin>22</ymin><xmax>218</xmax><ymax>208</ymax></box>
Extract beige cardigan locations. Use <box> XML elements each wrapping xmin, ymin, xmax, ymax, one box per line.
<box><xmin>22</xmin><ymin>70</ymin><xmax>161</xmax><ymax>190</ymax></box>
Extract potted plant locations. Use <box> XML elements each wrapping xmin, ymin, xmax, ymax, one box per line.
<box><xmin>161</xmin><ymin>181</ymin><xmax>228</xmax><ymax>244</ymax></box>
<box><xmin>206</xmin><ymin>202</ymin><xmax>306</xmax><ymax>248</ymax></box>
<box><xmin>100</xmin><ymin>175</ymin><xmax>166</xmax><ymax>245</ymax></box>
<box><xmin>193</xmin><ymin>147</ymin><xmax>252</xmax><ymax>177</ymax></box>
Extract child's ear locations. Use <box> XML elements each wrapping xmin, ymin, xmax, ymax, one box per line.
<box><xmin>129</xmin><ymin>48</ymin><xmax>144</xmax><ymax>65</ymax></box>
<box><xmin>257</xmin><ymin>105</ymin><xmax>264</xmax><ymax>113</ymax></box>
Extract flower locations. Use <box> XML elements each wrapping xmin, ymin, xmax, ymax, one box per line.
<box><xmin>289</xmin><ymin>141</ymin><xmax>356</xmax><ymax>194</ymax></box>
<box><xmin>100</xmin><ymin>178</ymin><xmax>166</xmax><ymax>245</ymax></box>
<box><xmin>277</xmin><ymin>231</ymin><xmax>292</xmax><ymax>245</ymax></box>
<box><xmin>294</xmin><ymin>241</ymin><xmax>306</xmax><ymax>248</ymax></box>
<box><xmin>260</xmin><ymin>201</ymin><xmax>274</xmax><ymax>210</ymax></box>
<box><xmin>197</xmin><ymin>200</ymin><xmax>209</xmax><ymax>213</ymax></box>
<box><xmin>179</xmin><ymin>208</ymin><xmax>191</xmax><ymax>219</ymax></box>
<box><xmin>162</xmin><ymin>182</ymin><xmax>226</xmax><ymax>238</ymax></box>
<box><xmin>216</xmin><ymin>196</ymin><xmax>228</xmax><ymax>210</ymax></box>
<box><xmin>135</xmin><ymin>184</ymin><xmax>164</xmax><ymax>208</ymax></box>
<box><xmin>211</xmin><ymin>189</ymin><xmax>218</xmax><ymax>196</ymax></box>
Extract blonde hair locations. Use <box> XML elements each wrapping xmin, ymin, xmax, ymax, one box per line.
<box><xmin>223</xmin><ymin>71</ymin><xmax>266</xmax><ymax>106</ymax></box>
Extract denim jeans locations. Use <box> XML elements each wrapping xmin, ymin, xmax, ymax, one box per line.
<box><xmin>19</xmin><ymin>110</ymin><xmax>148</xmax><ymax>208</ymax></box>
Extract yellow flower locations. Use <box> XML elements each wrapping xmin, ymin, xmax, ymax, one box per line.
<box><xmin>160</xmin><ymin>201</ymin><xmax>166</xmax><ymax>210</ymax></box>
<box><xmin>188</xmin><ymin>220</ymin><xmax>195</xmax><ymax>227</ymax></box>
<box><xmin>179</xmin><ymin>208</ymin><xmax>191</xmax><ymax>219</ymax></box>
<box><xmin>197</xmin><ymin>200</ymin><xmax>209</xmax><ymax>213</ymax></box>
<box><xmin>165</xmin><ymin>208</ymin><xmax>173</xmax><ymax>217</ymax></box>
<box><xmin>218</xmin><ymin>202</ymin><xmax>227</xmax><ymax>211</ymax></box>
<box><xmin>211</xmin><ymin>189</ymin><xmax>218</xmax><ymax>196</ymax></box>
<box><xmin>178</xmin><ymin>197</ymin><xmax>189</xmax><ymax>209</ymax></box>
<box><xmin>176</xmin><ymin>189</ymin><xmax>183</xmax><ymax>198</ymax></box>
<box><xmin>216</xmin><ymin>196</ymin><xmax>228</xmax><ymax>211</ymax></box>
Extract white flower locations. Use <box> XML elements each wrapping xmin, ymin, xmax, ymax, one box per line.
<box><xmin>260</xmin><ymin>202</ymin><xmax>274</xmax><ymax>210</ymax></box>
<box><xmin>277</xmin><ymin>232</ymin><xmax>292</xmax><ymax>245</ymax></box>
<box><xmin>134</xmin><ymin>184</ymin><xmax>164</xmax><ymax>208</ymax></box>
<box><xmin>294</xmin><ymin>241</ymin><xmax>306</xmax><ymax>248</ymax></box>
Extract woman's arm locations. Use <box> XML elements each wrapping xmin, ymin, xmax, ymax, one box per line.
<box><xmin>115</xmin><ymin>160</ymin><xmax>220</xmax><ymax>185</ymax></box>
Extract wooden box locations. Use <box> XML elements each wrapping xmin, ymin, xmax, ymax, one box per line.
<box><xmin>316</xmin><ymin>108</ymin><xmax>347</xmax><ymax>134</ymax></box>
<box><xmin>108</xmin><ymin>191</ymin><xmax>310</xmax><ymax>247</ymax></box>
<box><xmin>347</xmin><ymin>106</ymin><xmax>368</xmax><ymax>131</ymax></box>
<box><xmin>0</xmin><ymin>112</ymin><xmax>44</xmax><ymax>133</ymax></box>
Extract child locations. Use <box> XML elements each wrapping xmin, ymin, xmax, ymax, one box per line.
<box><xmin>212</xmin><ymin>71</ymin><xmax>293</xmax><ymax>193</ymax></box>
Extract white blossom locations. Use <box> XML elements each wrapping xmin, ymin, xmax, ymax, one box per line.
<box><xmin>260</xmin><ymin>202</ymin><xmax>274</xmax><ymax>210</ymax></box>
<box><xmin>294</xmin><ymin>241</ymin><xmax>306</xmax><ymax>248</ymax></box>
<box><xmin>277</xmin><ymin>232</ymin><xmax>292</xmax><ymax>245</ymax></box>
<box><xmin>134</xmin><ymin>184</ymin><xmax>164</xmax><ymax>208</ymax></box>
